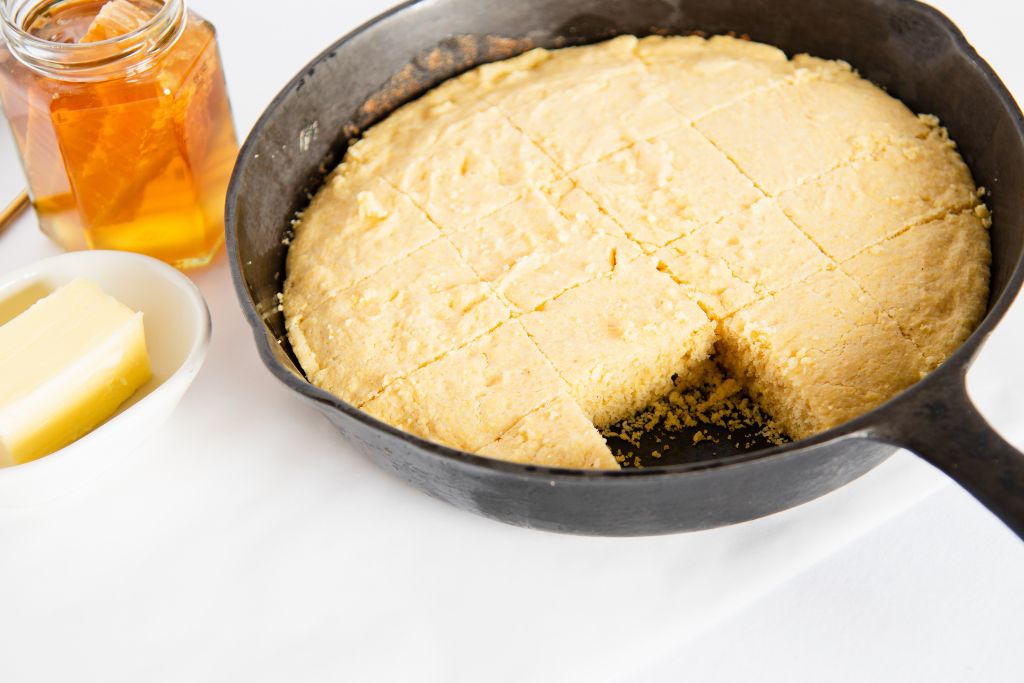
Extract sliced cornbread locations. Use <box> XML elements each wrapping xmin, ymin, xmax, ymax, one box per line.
<box><xmin>657</xmin><ymin>199</ymin><xmax>830</xmax><ymax>319</ymax></box>
<box><xmin>284</xmin><ymin>35</ymin><xmax>990</xmax><ymax>468</ymax></box>
<box><xmin>355</xmin><ymin>106</ymin><xmax>562</xmax><ymax>230</ymax></box>
<box><xmin>778</xmin><ymin>127</ymin><xmax>983</xmax><ymax>260</ymax></box>
<box><xmin>492</xmin><ymin>64</ymin><xmax>682</xmax><ymax>170</ymax></box>
<box><xmin>654</xmin><ymin>244</ymin><xmax>757</xmax><ymax>320</ymax></box>
<box><xmin>637</xmin><ymin>34</ymin><xmax>794</xmax><ymax>120</ymax></box>
<box><xmin>695</xmin><ymin>58</ymin><xmax>931</xmax><ymax>195</ymax></box>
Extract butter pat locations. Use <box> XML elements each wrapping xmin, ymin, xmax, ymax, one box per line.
<box><xmin>0</xmin><ymin>279</ymin><xmax>152</xmax><ymax>466</ymax></box>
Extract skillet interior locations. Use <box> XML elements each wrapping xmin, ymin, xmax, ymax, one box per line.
<box><xmin>226</xmin><ymin>0</ymin><xmax>1024</xmax><ymax>533</ymax></box>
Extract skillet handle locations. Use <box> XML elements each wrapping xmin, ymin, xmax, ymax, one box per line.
<box><xmin>869</xmin><ymin>366</ymin><xmax>1024</xmax><ymax>540</ymax></box>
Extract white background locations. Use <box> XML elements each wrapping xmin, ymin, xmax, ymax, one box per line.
<box><xmin>1</xmin><ymin>1</ymin><xmax>1023</xmax><ymax>681</ymax></box>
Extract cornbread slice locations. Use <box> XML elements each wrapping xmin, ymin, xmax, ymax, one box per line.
<box><xmin>843</xmin><ymin>210</ymin><xmax>991</xmax><ymax>369</ymax></box>
<box><xmin>288</xmin><ymin>239</ymin><xmax>509</xmax><ymax>406</ymax></box>
<box><xmin>520</xmin><ymin>258</ymin><xmax>716</xmax><ymax>427</ymax></box>
<box><xmin>362</xmin><ymin>322</ymin><xmax>567</xmax><ymax>452</ymax></box>
<box><xmin>571</xmin><ymin>125</ymin><xmax>762</xmax><ymax>249</ymax></box>
<box><xmin>493</xmin><ymin>66</ymin><xmax>683</xmax><ymax>170</ymax></box>
<box><xmin>284</xmin><ymin>169</ymin><xmax>441</xmax><ymax>314</ymax></box>
<box><xmin>478</xmin><ymin>393</ymin><xmax>618</xmax><ymax>469</ymax></box>
<box><xmin>696</xmin><ymin>60</ymin><xmax>931</xmax><ymax>195</ymax></box>
<box><xmin>778</xmin><ymin>128</ymin><xmax>982</xmax><ymax>260</ymax></box>
<box><xmin>719</xmin><ymin>268</ymin><xmax>928</xmax><ymax>439</ymax></box>
<box><xmin>638</xmin><ymin>35</ymin><xmax>795</xmax><ymax>120</ymax></box>
<box><xmin>448</xmin><ymin>183</ymin><xmax>642</xmax><ymax>312</ymax></box>
<box><xmin>352</xmin><ymin>106</ymin><xmax>562</xmax><ymax>230</ymax></box>
<box><xmin>654</xmin><ymin>245</ymin><xmax>758</xmax><ymax>321</ymax></box>
<box><xmin>657</xmin><ymin>199</ymin><xmax>830</xmax><ymax>319</ymax></box>
<box><xmin>347</xmin><ymin>72</ymin><xmax>491</xmax><ymax>168</ymax></box>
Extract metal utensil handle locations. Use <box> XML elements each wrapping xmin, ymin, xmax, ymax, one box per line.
<box><xmin>870</xmin><ymin>364</ymin><xmax>1024</xmax><ymax>540</ymax></box>
<box><xmin>1</xmin><ymin>190</ymin><xmax>30</xmax><ymax>233</ymax></box>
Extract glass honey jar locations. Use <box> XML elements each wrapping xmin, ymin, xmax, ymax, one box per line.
<box><xmin>0</xmin><ymin>0</ymin><xmax>237</xmax><ymax>268</ymax></box>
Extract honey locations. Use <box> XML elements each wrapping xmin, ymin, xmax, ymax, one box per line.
<box><xmin>0</xmin><ymin>0</ymin><xmax>237</xmax><ymax>268</ymax></box>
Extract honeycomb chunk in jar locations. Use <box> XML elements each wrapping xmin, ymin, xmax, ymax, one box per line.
<box><xmin>0</xmin><ymin>0</ymin><xmax>238</xmax><ymax>268</ymax></box>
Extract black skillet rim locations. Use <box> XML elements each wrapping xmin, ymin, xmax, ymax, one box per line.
<box><xmin>225</xmin><ymin>0</ymin><xmax>1024</xmax><ymax>481</ymax></box>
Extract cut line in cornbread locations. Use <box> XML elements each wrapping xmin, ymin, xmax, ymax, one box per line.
<box><xmin>284</xmin><ymin>167</ymin><xmax>442</xmax><ymax>315</ymax></box>
<box><xmin>654</xmin><ymin>244</ymin><xmax>757</xmax><ymax>321</ymax></box>
<box><xmin>478</xmin><ymin>393</ymin><xmax>618</xmax><ymax>470</ymax></box>
<box><xmin>492</xmin><ymin>62</ymin><xmax>684</xmax><ymax>170</ymax></box>
<box><xmin>352</xmin><ymin>106</ymin><xmax>562</xmax><ymax>231</ymax></box>
<box><xmin>289</xmin><ymin>238</ymin><xmax>509</xmax><ymax>406</ymax></box>
<box><xmin>571</xmin><ymin>125</ymin><xmax>762</xmax><ymax>250</ymax></box>
<box><xmin>842</xmin><ymin>209</ymin><xmax>991</xmax><ymax>369</ymax></box>
<box><xmin>447</xmin><ymin>182</ymin><xmax>642</xmax><ymax>312</ymax></box>
<box><xmin>695</xmin><ymin>57</ymin><xmax>932</xmax><ymax>195</ymax></box>
<box><xmin>778</xmin><ymin>127</ymin><xmax>983</xmax><ymax>260</ymax></box>
<box><xmin>362</xmin><ymin>321</ymin><xmax>568</xmax><ymax>452</ymax></box>
<box><xmin>637</xmin><ymin>34</ymin><xmax>795</xmax><ymax>121</ymax></box>
<box><xmin>656</xmin><ymin>199</ymin><xmax>831</xmax><ymax>319</ymax></box>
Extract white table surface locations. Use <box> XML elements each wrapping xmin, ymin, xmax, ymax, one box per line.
<box><xmin>1</xmin><ymin>1</ymin><xmax>1023</xmax><ymax>681</ymax></box>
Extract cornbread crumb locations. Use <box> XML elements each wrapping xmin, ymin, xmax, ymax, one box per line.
<box><xmin>602</xmin><ymin>361</ymin><xmax>786</xmax><ymax>464</ymax></box>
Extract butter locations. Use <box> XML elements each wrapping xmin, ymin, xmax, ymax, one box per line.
<box><xmin>0</xmin><ymin>279</ymin><xmax>152</xmax><ymax>466</ymax></box>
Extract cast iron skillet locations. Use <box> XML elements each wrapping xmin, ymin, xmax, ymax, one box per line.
<box><xmin>226</xmin><ymin>0</ymin><xmax>1024</xmax><ymax>537</ymax></box>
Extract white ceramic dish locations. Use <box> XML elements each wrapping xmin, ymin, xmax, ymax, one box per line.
<box><xmin>0</xmin><ymin>250</ymin><xmax>211</xmax><ymax>506</ymax></box>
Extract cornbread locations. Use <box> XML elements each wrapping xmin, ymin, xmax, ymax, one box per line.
<box><xmin>284</xmin><ymin>34</ymin><xmax>991</xmax><ymax>469</ymax></box>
